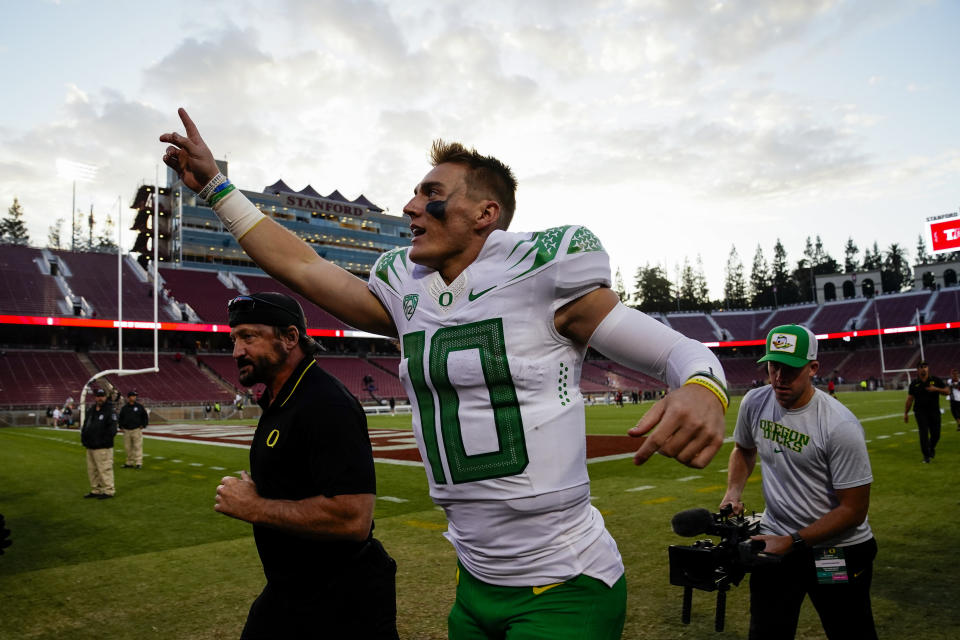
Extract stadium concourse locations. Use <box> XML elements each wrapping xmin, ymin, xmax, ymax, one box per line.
<box><xmin>4</xmin><ymin>244</ymin><xmax>960</xmax><ymax>421</ymax></box>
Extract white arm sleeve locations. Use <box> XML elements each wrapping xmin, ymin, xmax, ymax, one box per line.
<box><xmin>587</xmin><ymin>303</ymin><xmax>726</xmax><ymax>389</ymax></box>
<box><xmin>212</xmin><ymin>189</ymin><xmax>266</xmax><ymax>239</ymax></box>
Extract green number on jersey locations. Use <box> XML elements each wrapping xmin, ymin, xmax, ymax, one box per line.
<box><xmin>403</xmin><ymin>318</ymin><xmax>528</xmax><ymax>484</ymax></box>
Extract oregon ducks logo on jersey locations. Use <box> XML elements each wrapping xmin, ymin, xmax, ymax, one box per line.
<box><xmin>403</xmin><ymin>294</ymin><xmax>419</xmax><ymax>320</ymax></box>
<box><xmin>266</xmin><ymin>429</ymin><xmax>280</xmax><ymax>448</ymax></box>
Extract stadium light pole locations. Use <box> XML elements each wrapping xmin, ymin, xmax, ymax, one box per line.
<box><xmin>56</xmin><ymin>159</ymin><xmax>98</xmax><ymax>251</ymax></box>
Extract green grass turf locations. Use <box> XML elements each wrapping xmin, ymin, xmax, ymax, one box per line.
<box><xmin>1</xmin><ymin>390</ymin><xmax>958</xmax><ymax>638</ymax></box>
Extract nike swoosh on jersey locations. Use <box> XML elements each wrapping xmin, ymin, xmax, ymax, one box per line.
<box><xmin>532</xmin><ymin>582</ymin><xmax>564</xmax><ymax>596</ymax></box>
<box><xmin>468</xmin><ymin>286</ymin><xmax>497</xmax><ymax>301</ymax></box>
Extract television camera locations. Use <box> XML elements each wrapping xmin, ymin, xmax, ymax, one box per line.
<box><xmin>667</xmin><ymin>505</ymin><xmax>780</xmax><ymax>632</ymax></box>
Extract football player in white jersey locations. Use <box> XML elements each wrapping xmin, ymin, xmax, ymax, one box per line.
<box><xmin>161</xmin><ymin>108</ymin><xmax>728</xmax><ymax>639</ymax></box>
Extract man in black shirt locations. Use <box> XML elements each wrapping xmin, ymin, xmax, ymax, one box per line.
<box><xmin>81</xmin><ymin>388</ymin><xmax>117</xmax><ymax>498</ymax></box>
<box><xmin>118</xmin><ymin>390</ymin><xmax>149</xmax><ymax>469</ymax></box>
<box><xmin>904</xmin><ymin>360</ymin><xmax>948</xmax><ymax>463</ymax></box>
<box><xmin>215</xmin><ymin>292</ymin><xmax>398</xmax><ymax>639</ymax></box>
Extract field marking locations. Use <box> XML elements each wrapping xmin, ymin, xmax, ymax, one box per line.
<box><xmin>588</xmin><ymin>453</ymin><xmax>633</xmax><ymax>464</ymax></box>
<box><xmin>676</xmin><ymin>475</ymin><xmax>703</xmax><ymax>482</ymax></box>
<box><xmin>378</xmin><ymin>496</ymin><xmax>409</xmax><ymax>503</ymax></box>
<box><xmin>626</xmin><ymin>485</ymin><xmax>656</xmax><ymax>492</ymax></box>
<box><xmin>695</xmin><ymin>485</ymin><xmax>727</xmax><ymax>493</ymax></box>
<box><xmin>642</xmin><ymin>496</ymin><xmax>677</xmax><ymax>505</ymax></box>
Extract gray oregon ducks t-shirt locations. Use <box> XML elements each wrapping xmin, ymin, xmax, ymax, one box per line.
<box><xmin>734</xmin><ymin>386</ymin><xmax>873</xmax><ymax>547</ymax></box>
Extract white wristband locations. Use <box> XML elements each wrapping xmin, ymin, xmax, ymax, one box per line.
<box><xmin>212</xmin><ymin>189</ymin><xmax>266</xmax><ymax>240</ymax></box>
<box><xmin>197</xmin><ymin>173</ymin><xmax>227</xmax><ymax>201</ymax></box>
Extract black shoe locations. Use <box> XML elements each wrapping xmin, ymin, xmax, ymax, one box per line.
<box><xmin>135</xmin><ymin>465</ymin><xmax>142</xmax><ymax>469</ymax></box>
<box><xmin>923</xmin><ymin>458</ymin><xmax>931</xmax><ymax>463</ymax></box>
<box><xmin>97</xmin><ymin>494</ymin><xmax>115</xmax><ymax>499</ymax></box>
<box><xmin>83</xmin><ymin>492</ymin><xmax>99</xmax><ymax>499</ymax></box>
<box><xmin>122</xmin><ymin>464</ymin><xmax>134</xmax><ymax>468</ymax></box>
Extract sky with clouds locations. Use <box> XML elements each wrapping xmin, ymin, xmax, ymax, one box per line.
<box><xmin>2</xmin><ymin>0</ymin><xmax>958</xmax><ymax>299</ymax></box>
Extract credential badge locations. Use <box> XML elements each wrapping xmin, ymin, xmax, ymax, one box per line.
<box><xmin>403</xmin><ymin>294</ymin><xmax>420</xmax><ymax>320</ymax></box>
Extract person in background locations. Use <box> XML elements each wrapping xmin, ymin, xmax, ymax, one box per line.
<box><xmin>118</xmin><ymin>390</ymin><xmax>149</xmax><ymax>469</ymax></box>
<box><xmin>81</xmin><ymin>389</ymin><xmax>118</xmax><ymax>499</ymax></box>
<box><xmin>947</xmin><ymin>368</ymin><xmax>960</xmax><ymax>432</ymax></box>
<box><xmin>904</xmin><ymin>360</ymin><xmax>948</xmax><ymax>463</ymax></box>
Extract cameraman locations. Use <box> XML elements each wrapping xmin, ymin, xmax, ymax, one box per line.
<box><xmin>720</xmin><ymin>325</ymin><xmax>877</xmax><ymax>640</ymax></box>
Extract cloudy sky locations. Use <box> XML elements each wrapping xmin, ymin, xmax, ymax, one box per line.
<box><xmin>2</xmin><ymin>0</ymin><xmax>958</xmax><ymax>298</ymax></box>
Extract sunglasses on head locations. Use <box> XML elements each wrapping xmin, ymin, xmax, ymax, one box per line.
<box><xmin>227</xmin><ymin>295</ymin><xmax>302</xmax><ymax>324</ymax></box>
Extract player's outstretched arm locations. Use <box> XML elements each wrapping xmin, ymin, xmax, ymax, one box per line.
<box><xmin>557</xmin><ymin>288</ymin><xmax>727</xmax><ymax>469</ymax></box>
<box><xmin>160</xmin><ymin>108</ymin><xmax>396</xmax><ymax>337</ymax></box>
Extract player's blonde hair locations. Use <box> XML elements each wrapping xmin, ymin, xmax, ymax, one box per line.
<box><xmin>430</xmin><ymin>140</ymin><xmax>517</xmax><ymax>230</ymax></box>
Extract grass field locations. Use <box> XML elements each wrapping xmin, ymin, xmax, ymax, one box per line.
<box><xmin>1</xmin><ymin>390</ymin><xmax>959</xmax><ymax>639</ymax></box>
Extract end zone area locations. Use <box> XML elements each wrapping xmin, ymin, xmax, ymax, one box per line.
<box><xmin>144</xmin><ymin>423</ymin><xmax>640</xmax><ymax>464</ymax></box>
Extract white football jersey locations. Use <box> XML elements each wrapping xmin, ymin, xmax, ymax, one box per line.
<box><xmin>368</xmin><ymin>225</ymin><xmax>624</xmax><ymax>586</ymax></box>
<box><xmin>369</xmin><ymin>225</ymin><xmax>609</xmax><ymax>501</ymax></box>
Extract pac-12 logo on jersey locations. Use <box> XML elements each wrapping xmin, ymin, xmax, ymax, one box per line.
<box><xmin>403</xmin><ymin>294</ymin><xmax>419</xmax><ymax>320</ymax></box>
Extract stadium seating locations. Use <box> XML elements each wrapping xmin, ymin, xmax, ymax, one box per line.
<box><xmin>663</xmin><ymin>314</ymin><xmax>717</xmax><ymax>342</ymax></box>
<box><xmin>317</xmin><ymin>356</ymin><xmax>406</xmax><ymax>402</ymax></box>
<box><xmin>0</xmin><ymin>245</ymin><xmax>64</xmax><ymax>317</ymax></box>
<box><xmin>0</xmin><ymin>350</ymin><xmax>92</xmax><ymax>407</ymax></box>
<box><xmin>159</xmin><ymin>268</ymin><xmax>237</xmax><ymax>323</ymax></box>
<box><xmin>761</xmin><ymin>304</ymin><xmax>818</xmax><ymax>330</ymax></box>
<box><xmin>928</xmin><ymin>287</ymin><xmax>960</xmax><ymax>324</ymax></box>
<box><xmin>52</xmin><ymin>250</ymin><xmax>174</xmax><ymax>321</ymax></box>
<box><xmin>712</xmin><ymin>310</ymin><xmax>771</xmax><ymax>340</ymax></box>
<box><xmin>810</xmin><ymin>299</ymin><xmax>868</xmax><ymax>334</ymax></box>
<box><xmin>919</xmin><ymin>342</ymin><xmax>960</xmax><ymax>378</ymax></box>
<box><xmin>871</xmin><ymin>291</ymin><xmax>933</xmax><ymax>328</ymax></box>
<box><xmin>837</xmin><ymin>344</ymin><xmax>918</xmax><ymax>383</ymax></box>
<box><xmin>87</xmin><ymin>352</ymin><xmax>233</xmax><ymax>404</ymax></box>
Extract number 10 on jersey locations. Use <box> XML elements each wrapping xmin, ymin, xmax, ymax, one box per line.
<box><xmin>403</xmin><ymin>318</ymin><xmax>529</xmax><ymax>485</ymax></box>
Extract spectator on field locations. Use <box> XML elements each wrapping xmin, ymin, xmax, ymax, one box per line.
<box><xmin>721</xmin><ymin>325</ymin><xmax>877</xmax><ymax>639</ymax></box>
<box><xmin>61</xmin><ymin>403</ymin><xmax>74</xmax><ymax>427</ymax></box>
<box><xmin>118</xmin><ymin>390</ymin><xmax>149</xmax><ymax>469</ymax></box>
<box><xmin>215</xmin><ymin>292</ymin><xmax>398</xmax><ymax>637</ymax></box>
<box><xmin>51</xmin><ymin>407</ymin><xmax>62</xmax><ymax>427</ymax></box>
<box><xmin>905</xmin><ymin>360</ymin><xmax>949</xmax><ymax>463</ymax></box>
<box><xmin>204</xmin><ymin>402</ymin><xmax>212</xmax><ymax>420</ymax></box>
<box><xmin>948</xmin><ymin>368</ymin><xmax>960</xmax><ymax>432</ymax></box>
<box><xmin>213</xmin><ymin>401</ymin><xmax>221</xmax><ymax>418</ymax></box>
<box><xmin>389</xmin><ymin>396</ymin><xmax>396</xmax><ymax>415</ymax></box>
<box><xmin>81</xmin><ymin>389</ymin><xmax>117</xmax><ymax>499</ymax></box>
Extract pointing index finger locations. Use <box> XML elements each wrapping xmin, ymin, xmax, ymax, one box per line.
<box><xmin>178</xmin><ymin>107</ymin><xmax>202</xmax><ymax>142</ymax></box>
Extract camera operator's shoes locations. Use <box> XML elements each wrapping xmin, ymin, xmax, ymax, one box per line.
<box><xmin>122</xmin><ymin>464</ymin><xmax>134</xmax><ymax>468</ymax></box>
<box><xmin>135</xmin><ymin>465</ymin><xmax>142</xmax><ymax>469</ymax></box>
<box><xmin>922</xmin><ymin>457</ymin><xmax>931</xmax><ymax>463</ymax></box>
<box><xmin>97</xmin><ymin>494</ymin><xmax>114</xmax><ymax>499</ymax></box>
<box><xmin>83</xmin><ymin>492</ymin><xmax>99</xmax><ymax>498</ymax></box>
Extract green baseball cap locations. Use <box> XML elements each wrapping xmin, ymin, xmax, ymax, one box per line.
<box><xmin>758</xmin><ymin>324</ymin><xmax>818</xmax><ymax>368</ymax></box>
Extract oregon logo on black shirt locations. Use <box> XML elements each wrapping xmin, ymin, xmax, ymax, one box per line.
<box><xmin>266</xmin><ymin>429</ymin><xmax>280</xmax><ymax>448</ymax></box>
